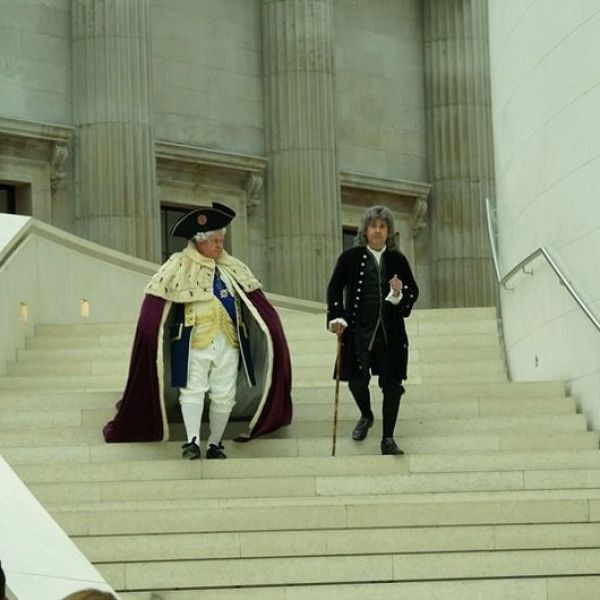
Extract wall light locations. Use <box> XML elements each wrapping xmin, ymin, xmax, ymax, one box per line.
<box><xmin>80</xmin><ymin>299</ymin><xmax>90</xmax><ymax>318</ymax></box>
<box><xmin>19</xmin><ymin>302</ymin><xmax>28</xmax><ymax>323</ymax></box>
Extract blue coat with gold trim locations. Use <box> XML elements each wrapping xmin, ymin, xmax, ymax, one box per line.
<box><xmin>326</xmin><ymin>246</ymin><xmax>418</xmax><ymax>381</ymax></box>
<box><xmin>169</xmin><ymin>300</ymin><xmax>255</xmax><ymax>388</ymax></box>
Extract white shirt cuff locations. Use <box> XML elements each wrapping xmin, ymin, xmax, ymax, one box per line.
<box><xmin>385</xmin><ymin>289</ymin><xmax>403</xmax><ymax>304</ymax></box>
<box><xmin>328</xmin><ymin>317</ymin><xmax>348</xmax><ymax>331</ymax></box>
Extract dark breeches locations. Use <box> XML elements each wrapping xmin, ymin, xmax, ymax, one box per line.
<box><xmin>348</xmin><ymin>335</ymin><xmax>405</xmax><ymax>438</ymax></box>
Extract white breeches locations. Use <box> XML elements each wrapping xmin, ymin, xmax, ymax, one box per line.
<box><xmin>179</xmin><ymin>332</ymin><xmax>240</xmax><ymax>413</ymax></box>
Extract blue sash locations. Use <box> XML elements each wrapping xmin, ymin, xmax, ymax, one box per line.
<box><xmin>213</xmin><ymin>268</ymin><xmax>237</xmax><ymax>322</ymax></box>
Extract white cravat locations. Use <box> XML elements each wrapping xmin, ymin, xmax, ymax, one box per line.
<box><xmin>366</xmin><ymin>245</ymin><xmax>384</xmax><ymax>265</ymax></box>
<box><xmin>367</xmin><ymin>245</ymin><xmax>402</xmax><ymax>304</ymax></box>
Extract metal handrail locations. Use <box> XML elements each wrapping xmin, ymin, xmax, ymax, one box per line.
<box><xmin>485</xmin><ymin>197</ymin><xmax>600</xmax><ymax>333</ymax></box>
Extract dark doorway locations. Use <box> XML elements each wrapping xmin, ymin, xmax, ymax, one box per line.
<box><xmin>0</xmin><ymin>184</ymin><xmax>16</xmax><ymax>214</ymax></box>
<box><xmin>343</xmin><ymin>226</ymin><xmax>357</xmax><ymax>251</ymax></box>
<box><xmin>160</xmin><ymin>205</ymin><xmax>190</xmax><ymax>263</ymax></box>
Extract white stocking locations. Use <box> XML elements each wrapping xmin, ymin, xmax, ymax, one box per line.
<box><xmin>180</xmin><ymin>401</ymin><xmax>204</xmax><ymax>445</ymax></box>
<box><xmin>207</xmin><ymin>407</ymin><xmax>231</xmax><ymax>448</ymax></box>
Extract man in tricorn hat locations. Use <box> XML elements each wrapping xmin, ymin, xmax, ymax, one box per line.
<box><xmin>103</xmin><ymin>203</ymin><xmax>292</xmax><ymax>459</ymax></box>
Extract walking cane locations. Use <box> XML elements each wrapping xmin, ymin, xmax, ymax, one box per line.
<box><xmin>332</xmin><ymin>333</ymin><xmax>343</xmax><ymax>457</ymax></box>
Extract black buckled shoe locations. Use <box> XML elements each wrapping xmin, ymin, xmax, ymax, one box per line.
<box><xmin>380</xmin><ymin>437</ymin><xmax>404</xmax><ymax>455</ymax></box>
<box><xmin>181</xmin><ymin>437</ymin><xmax>201</xmax><ymax>460</ymax></box>
<box><xmin>206</xmin><ymin>443</ymin><xmax>227</xmax><ymax>459</ymax></box>
<box><xmin>351</xmin><ymin>416</ymin><xmax>374</xmax><ymax>441</ymax></box>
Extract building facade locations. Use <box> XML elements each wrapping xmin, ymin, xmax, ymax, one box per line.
<box><xmin>0</xmin><ymin>0</ymin><xmax>496</xmax><ymax>305</ymax></box>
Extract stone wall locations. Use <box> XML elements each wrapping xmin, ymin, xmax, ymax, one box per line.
<box><xmin>489</xmin><ymin>0</ymin><xmax>600</xmax><ymax>429</ymax></box>
<box><xmin>0</xmin><ymin>0</ymin><xmax>71</xmax><ymax>124</ymax></box>
<box><xmin>333</xmin><ymin>0</ymin><xmax>426</xmax><ymax>182</ymax></box>
<box><xmin>151</xmin><ymin>0</ymin><xmax>264</xmax><ymax>156</ymax></box>
<box><xmin>0</xmin><ymin>0</ymin><xmax>437</xmax><ymax>304</ymax></box>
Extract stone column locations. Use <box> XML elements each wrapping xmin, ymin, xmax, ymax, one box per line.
<box><xmin>262</xmin><ymin>0</ymin><xmax>341</xmax><ymax>302</ymax></box>
<box><xmin>72</xmin><ymin>0</ymin><xmax>160</xmax><ymax>262</ymax></box>
<box><xmin>424</xmin><ymin>0</ymin><xmax>496</xmax><ymax>307</ymax></box>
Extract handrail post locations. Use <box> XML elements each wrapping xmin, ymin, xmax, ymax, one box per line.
<box><xmin>485</xmin><ymin>197</ymin><xmax>502</xmax><ymax>284</ymax></box>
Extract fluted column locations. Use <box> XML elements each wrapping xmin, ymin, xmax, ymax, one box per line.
<box><xmin>424</xmin><ymin>0</ymin><xmax>496</xmax><ymax>307</ymax></box>
<box><xmin>262</xmin><ymin>0</ymin><xmax>341</xmax><ymax>301</ymax></box>
<box><xmin>72</xmin><ymin>0</ymin><xmax>160</xmax><ymax>262</ymax></box>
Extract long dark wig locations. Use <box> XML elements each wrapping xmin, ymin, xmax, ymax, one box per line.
<box><xmin>354</xmin><ymin>205</ymin><xmax>398</xmax><ymax>251</ymax></box>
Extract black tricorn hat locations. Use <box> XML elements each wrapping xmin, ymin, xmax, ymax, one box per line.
<box><xmin>170</xmin><ymin>202</ymin><xmax>236</xmax><ymax>239</ymax></box>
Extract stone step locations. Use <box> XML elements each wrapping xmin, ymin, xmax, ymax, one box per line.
<box><xmin>3</xmin><ymin>431</ymin><xmax>597</xmax><ymax>465</ymax></box>
<box><xmin>24</xmin><ymin>331</ymin><xmax>500</xmax><ymax>352</ymax></box>
<box><xmin>49</xmin><ymin>492</ymin><xmax>600</xmax><ymax>536</ymax></box>
<box><xmin>14</xmin><ymin>450</ymin><xmax>600</xmax><ymax>487</ymax></box>
<box><xmin>36</xmin><ymin>481</ymin><xmax>600</xmax><ymax>505</ymax></box>
<box><xmin>30</xmin><ymin>312</ymin><xmax>495</xmax><ymax>341</ymax></box>
<box><xmin>35</xmin><ymin>322</ymin><xmax>137</xmax><ymax>337</ymax></box>
<box><xmin>0</xmin><ymin>375</ymin><xmax>126</xmax><ymax>390</ymax></box>
<box><xmin>26</xmin><ymin>334</ymin><xmax>134</xmax><ymax>350</ymax></box>
<box><xmin>0</xmin><ymin>368</ymin><xmax>512</xmax><ymax>389</ymax></box>
<box><xmin>0</xmin><ymin>380</ymin><xmax>566</xmax><ymax>408</ymax></box>
<box><xmin>0</xmin><ymin>398</ymin><xmax>575</xmax><ymax>428</ymax></box>
<box><xmin>409</xmin><ymin>319</ymin><xmax>499</xmax><ymax>337</ymax></box>
<box><xmin>4</xmin><ymin>358</ymin><xmax>506</xmax><ymax>379</ymax></box>
<box><xmin>4</xmin><ymin>390</ymin><xmax>573</xmax><ymax>426</ymax></box>
<box><xmin>294</xmin><ymin>380</ymin><xmax>566</xmax><ymax>400</ymax></box>
<box><xmin>285</xmin><ymin>325</ymin><xmax>500</xmax><ymax>343</ymax></box>
<box><xmin>292</xmin><ymin>345</ymin><xmax>502</xmax><ymax>365</ymax></box>
<box><xmin>27</xmin><ymin>319</ymin><xmax>498</xmax><ymax>349</ymax></box>
<box><xmin>115</xmin><ymin>576</ymin><xmax>600</xmax><ymax>600</ymax></box>
<box><xmin>291</xmin><ymin>396</ymin><xmax>575</xmax><ymax>419</ymax></box>
<box><xmin>267</xmin><ymin>414</ymin><xmax>588</xmax><ymax>438</ymax></box>
<box><xmin>0</xmin><ymin>391</ymin><xmax>119</xmax><ymax>410</ymax></box>
<box><xmin>16</xmin><ymin>347</ymin><xmax>131</xmax><ymax>363</ymax></box>
<box><xmin>411</xmin><ymin>306</ymin><xmax>497</xmax><ymax>321</ymax></box>
<box><xmin>0</xmin><ymin>381</ymin><xmax>565</xmax><ymax>410</ymax></box>
<box><xmin>6</xmin><ymin>360</ymin><xmax>128</xmax><ymax>377</ymax></box>
<box><xmin>10</xmin><ymin>345</ymin><xmax>502</xmax><ymax>375</ymax></box>
<box><xmin>73</xmin><ymin>521</ymin><xmax>600</xmax><ymax>563</ymax></box>
<box><xmin>291</xmin><ymin>396</ymin><xmax>575</xmax><ymax>416</ymax></box>
<box><xmin>94</xmin><ymin>547</ymin><xmax>600</xmax><ymax>590</ymax></box>
<box><xmin>284</xmin><ymin>318</ymin><xmax>498</xmax><ymax>337</ymax></box>
<box><xmin>27</xmin><ymin>465</ymin><xmax>600</xmax><ymax>506</ymax></box>
<box><xmin>14</xmin><ymin>454</ymin><xmax>411</xmax><ymax>484</ymax></box>
<box><xmin>0</xmin><ymin>412</ymin><xmax>587</xmax><ymax>444</ymax></box>
<box><xmin>47</xmin><ymin>487</ymin><xmax>600</xmax><ymax>514</ymax></box>
<box><xmin>293</xmin><ymin>359</ymin><xmax>506</xmax><ymax>378</ymax></box>
<box><xmin>289</xmin><ymin>331</ymin><xmax>500</xmax><ymax>350</ymax></box>
<box><xmin>0</xmin><ymin>396</ymin><xmax>576</xmax><ymax>431</ymax></box>
<box><xmin>320</xmin><ymin>468</ymin><xmax>600</xmax><ymax>497</ymax></box>
<box><xmin>0</xmin><ymin>365</ymin><xmax>509</xmax><ymax>396</ymax></box>
<box><xmin>280</xmin><ymin>306</ymin><xmax>495</xmax><ymax>325</ymax></box>
<box><xmin>297</xmin><ymin>373</ymin><xmax>509</xmax><ymax>385</ymax></box>
<box><xmin>7</xmin><ymin>350</ymin><xmax>506</xmax><ymax>381</ymax></box>
<box><xmin>15</xmin><ymin>343</ymin><xmax>502</xmax><ymax>365</ymax></box>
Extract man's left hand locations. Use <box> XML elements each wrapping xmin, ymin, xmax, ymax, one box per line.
<box><xmin>389</xmin><ymin>274</ymin><xmax>403</xmax><ymax>297</ymax></box>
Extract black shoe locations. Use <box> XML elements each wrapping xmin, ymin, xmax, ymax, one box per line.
<box><xmin>380</xmin><ymin>437</ymin><xmax>404</xmax><ymax>455</ymax></box>
<box><xmin>351</xmin><ymin>416</ymin><xmax>373</xmax><ymax>441</ymax></box>
<box><xmin>206</xmin><ymin>443</ymin><xmax>227</xmax><ymax>459</ymax></box>
<box><xmin>181</xmin><ymin>437</ymin><xmax>201</xmax><ymax>460</ymax></box>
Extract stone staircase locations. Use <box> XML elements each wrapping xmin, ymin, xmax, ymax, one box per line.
<box><xmin>1</xmin><ymin>306</ymin><xmax>600</xmax><ymax>599</ymax></box>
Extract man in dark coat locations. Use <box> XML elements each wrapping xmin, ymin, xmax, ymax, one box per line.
<box><xmin>327</xmin><ymin>205</ymin><xmax>418</xmax><ymax>455</ymax></box>
<box><xmin>103</xmin><ymin>203</ymin><xmax>292</xmax><ymax>459</ymax></box>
